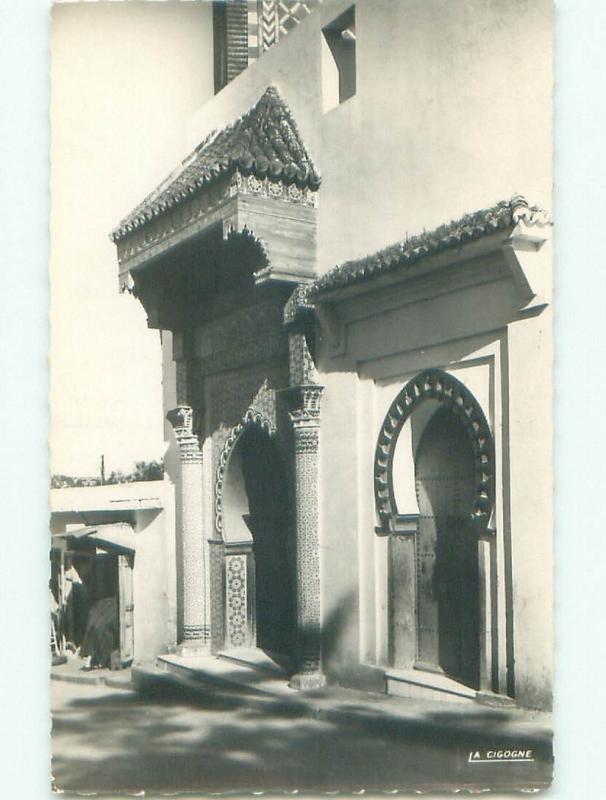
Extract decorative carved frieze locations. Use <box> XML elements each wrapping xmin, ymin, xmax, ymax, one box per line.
<box><xmin>182</xmin><ymin>624</ymin><xmax>208</xmax><ymax>640</ymax></box>
<box><xmin>291</xmin><ymin>424</ymin><xmax>319</xmax><ymax>455</ymax></box>
<box><xmin>208</xmin><ymin>367</ymin><xmax>281</xmax><ymax>434</ymax></box>
<box><xmin>117</xmin><ymin>176</ymin><xmax>232</xmax><ymax>267</ymax></box>
<box><xmin>229</xmin><ymin>171</ymin><xmax>318</xmax><ymax>208</ymax></box>
<box><xmin>116</xmin><ymin>168</ymin><xmax>318</xmax><ymax>274</ymax></box>
<box><xmin>374</xmin><ymin>369</ymin><xmax>495</xmax><ymax>534</ymax></box>
<box><xmin>196</xmin><ymin>300</ymin><xmax>287</xmax><ymax>376</ymax></box>
<box><xmin>215</xmin><ymin>407</ymin><xmax>276</xmax><ymax>537</ymax></box>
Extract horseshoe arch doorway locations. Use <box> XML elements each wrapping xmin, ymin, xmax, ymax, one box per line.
<box><xmin>376</xmin><ymin>369</ymin><xmax>495</xmax><ymax>693</ymax></box>
<box><xmin>222</xmin><ymin>424</ymin><xmax>294</xmax><ymax>657</ymax></box>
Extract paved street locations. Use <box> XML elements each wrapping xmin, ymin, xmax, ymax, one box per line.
<box><xmin>52</xmin><ymin>675</ymin><xmax>552</xmax><ymax>794</ymax></box>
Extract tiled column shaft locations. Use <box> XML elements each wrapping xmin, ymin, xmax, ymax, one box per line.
<box><xmin>289</xmin><ymin>385</ymin><xmax>326</xmax><ymax>690</ymax></box>
<box><xmin>167</xmin><ymin>406</ymin><xmax>209</xmax><ymax>645</ymax></box>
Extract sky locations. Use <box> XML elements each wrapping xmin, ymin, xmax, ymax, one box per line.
<box><xmin>50</xmin><ymin>1</ymin><xmax>214</xmax><ymax>476</ymax></box>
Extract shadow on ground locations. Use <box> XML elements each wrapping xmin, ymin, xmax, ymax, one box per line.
<box><xmin>51</xmin><ymin>676</ymin><xmax>553</xmax><ymax>795</ymax></box>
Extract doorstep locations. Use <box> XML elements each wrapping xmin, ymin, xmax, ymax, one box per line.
<box><xmin>216</xmin><ymin>647</ymin><xmax>293</xmax><ymax>678</ymax></box>
<box><xmin>51</xmin><ymin>658</ymin><xmax>132</xmax><ymax>690</ymax></box>
<box><xmin>385</xmin><ymin>667</ymin><xmax>514</xmax><ymax>707</ymax></box>
<box><xmin>155</xmin><ymin>648</ymin><xmax>296</xmax><ymax>700</ymax></box>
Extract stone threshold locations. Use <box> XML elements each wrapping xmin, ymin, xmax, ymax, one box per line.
<box><xmin>216</xmin><ymin>647</ymin><xmax>292</xmax><ymax>678</ymax></box>
<box><xmin>155</xmin><ymin>649</ymin><xmax>296</xmax><ymax>700</ymax></box>
<box><xmin>385</xmin><ymin>667</ymin><xmax>514</xmax><ymax>707</ymax></box>
<box><xmin>51</xmin><ymin>665</ymin><xmax>132</xmax><ymax>691</ymax></box>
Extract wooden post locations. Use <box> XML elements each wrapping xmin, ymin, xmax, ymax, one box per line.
<box><xmin>478</xmin><ymin>536</ymin><xmax>494</xmax><ymax>692</ymax></box>
<box><xmin>118</xmin><ymin>554</ymin><xmax>134</xmax><ymax>665</ymax></box>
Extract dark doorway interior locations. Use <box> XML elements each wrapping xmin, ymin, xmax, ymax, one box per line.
<box><xmin>61</xmin><ymin>547</ymin><xmax>118</xmax><ymax>649</ymax></box>
<box><xmin>57</xmin><ymin>543</ymin><xmax>133</xmax><ymax>668</ymax></box>
<box><xmin>239</xmin><ymin>426</ymin><xmax>294</xmax><ymax>657</ymax></box>
<box><xmin>414</xmin><ymin>404</ymin><xmax>480</xmax><ymax>688</ymax></box>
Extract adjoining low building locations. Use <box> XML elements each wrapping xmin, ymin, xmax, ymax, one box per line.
<box><xmin>50</xmin><ymin>481</ymin><xmax>176</xmax><ymax>666</ymax></box>
<box><xmin>109</xmin><ymin>0</ymin><xmax>553</xmax><ymax>710</ymax></box>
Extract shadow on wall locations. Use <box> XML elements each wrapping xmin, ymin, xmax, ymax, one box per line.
<box><xmin>315</xmin><ymin>588</ymin><xmax>385</xmax><ymax>691</ymax></box>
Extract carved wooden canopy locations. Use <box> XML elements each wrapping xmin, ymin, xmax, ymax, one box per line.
<box><xmin>110</xmin><ymin>88</ymin><xmax>319</xmax><ymax>328</ymax></box>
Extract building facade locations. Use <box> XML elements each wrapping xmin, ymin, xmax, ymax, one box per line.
<box><xmin>111</xmin><ymin>0</ymin><xmax>552</xmax><ymax>710</ymax></box>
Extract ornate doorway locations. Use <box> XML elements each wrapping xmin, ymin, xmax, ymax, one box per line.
<box><xmin>221</xmin><ymin>422</ymin><xmax>294</xmax><ymax>656</ymax></box>
<box><xmin>415</xmin><ymin>404</ymin><xmax>479</xmax><ymax>688</ymax></box>
<box><xmin>375</xmin><ymin>369</ymin><xmax>495</xmax><ymax>693</ymax></box>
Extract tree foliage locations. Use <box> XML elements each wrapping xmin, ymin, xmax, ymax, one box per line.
<box><xmin>51</xmin><ymin>459</ymin><xmax>164</xmax><ymax>488</ymax></box>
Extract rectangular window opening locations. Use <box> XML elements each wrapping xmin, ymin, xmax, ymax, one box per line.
<box><xmin>322</xmin><ymin>6</ymin><xmax>356</xmax><ymax>112</ymax></box>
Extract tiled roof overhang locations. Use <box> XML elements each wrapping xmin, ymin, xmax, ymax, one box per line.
<box><xmin>308</xmin><ymin>196</ymin><xmax>551</xmax><ymax>302</ymax></box>
<box><xmin>110</xmin><ymin>86</ymin><xmax>320</xmax><ymax>244</ymax></box>
<box><xmin>110</xmin><ymin>87</ymin><xmax>320</xmax><ymax>293</ymax></box>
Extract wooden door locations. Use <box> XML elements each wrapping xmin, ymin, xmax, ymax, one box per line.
<box><xmin>117</xmin><ymin>554</ymin><xmax>134</xmax><ymax>665</ymax></box>
<box><xmin>414</xmin><ymin>405</ymin><xmax>479</xmax><ymax>688</ymax></box>
<box><xmin>241</xmin><ymin>427</ymin><xmax>294</xmax><ymax>656</ymax></box>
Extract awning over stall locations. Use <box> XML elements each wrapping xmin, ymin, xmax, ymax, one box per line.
<box><xmin>52</xmin><ymin>522</ymin><xmax>136</xmax><ymax>554</ymax></box>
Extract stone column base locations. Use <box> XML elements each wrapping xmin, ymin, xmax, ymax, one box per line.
<box><xmin>176</xmin><ymin>640</ymin><xmax>210</xmax><ymax>658</ymax></box>
<box><xmin>289</xmin><ymin>672</ymin><xmax>327</xmax><ymax>691</ymax></box>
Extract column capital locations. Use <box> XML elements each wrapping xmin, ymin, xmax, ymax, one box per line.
<box><xmin>288</xmin><ymin>384</ymin><xmax>324</xmax><ymax>424</ymax></box>
<box><xmin>166</xmin><ymin>404</ymin><xmax>194</xmax><ymax>434</ymax></box>
<box><xmin>166</xmin><ymin>406</ymin><xmax>202</xmax><ymax>464</ymax></box>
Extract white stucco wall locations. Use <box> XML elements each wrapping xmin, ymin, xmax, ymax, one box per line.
<box><xmin>187</xmin><ymin>0</ymin><xmax>552</xmax><ymax>273</ymax></box>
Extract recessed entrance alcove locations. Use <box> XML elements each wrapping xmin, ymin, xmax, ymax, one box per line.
<box><xmin>375</xmin><ymin>368</ymin><xmax>497</xmax><ymax>703</ymax></box>
<box><xmin>222</xmin><ymin>424</ymin><xmax>294</xmax><ymax>659</ymax></box>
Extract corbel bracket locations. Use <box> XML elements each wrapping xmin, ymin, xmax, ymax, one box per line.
<box><xmin>314</xmin><ymin>302</ymin><xmax>346</xmax><ymax>357</ymax></box>
<box><xmin>501</xmin><ymin>212</ymin><xmax>552</xmax><ymax>311</ymax></box>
